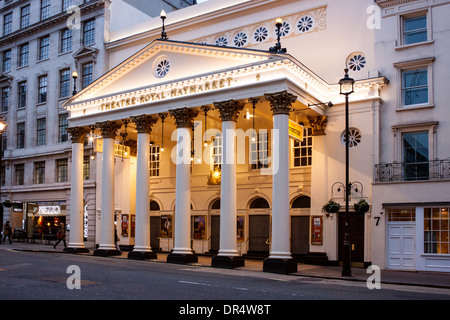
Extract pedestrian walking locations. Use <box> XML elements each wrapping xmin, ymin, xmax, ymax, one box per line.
<box><xmin>115</xmin><ymin>225</ymin><xmax>121</xmax><ymax>252</ymax></box>
<box><xmin>53</xmin><ymin>223</ymin><xmax>66</xmax><ymax>249</ymax></box>
<box><xmin>2</xmin><ymin>221</ymin><xmax>12</xmax><ymax>244</ymax></box>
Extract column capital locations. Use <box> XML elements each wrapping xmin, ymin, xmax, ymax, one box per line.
<box><xmin>67</xmin><ymin>127</ymin><xmax>90</xmax><ymax>143</ymax></box>
<box><xmin>307</xmin><ymin>115</ymin><xmax>328</xmax><ymax>136</ymax></box>
<box><xmin>169</xmin><ymin>107</ymin><xmax>198</xmax><ymax>128</ymax></box>
<box><xmin>131</xmin><ymin>115</ymin><xmax>157</xmax><ymax>134</ymax></box>
<box><xmin>97</xmin><ymin>121</ymin><xmax>121</xmax><ymax>139</ymax></box>
<box><xmin>213</xmin><ymin>99</ymin><xmax>244</xmax><ymax>122</ymax></box>
<box><xmin>265</xmin><ymin>91</ymin><xmax>297</xmax><ymax>115</ymax></box>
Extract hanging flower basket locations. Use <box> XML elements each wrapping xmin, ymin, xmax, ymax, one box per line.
<box><xmin>322</xmin><ymin>199</ymin><xmax>341</xmax><ymax>214</ymax></box>
<box><xmin>2</xmin><ymin>200</ymin><xmax>13</xmax><ymax>208</ymax></box>
<box><xmin>354</xmin><ymin>199</ymin><xmax>370</xmax><ymax>214</ymax></box>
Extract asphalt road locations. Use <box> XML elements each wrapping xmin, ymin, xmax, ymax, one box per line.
<box><xmin>1</xmin><ymin>248</ymin><xmax>449</xmax><ymax>315</ymax></box>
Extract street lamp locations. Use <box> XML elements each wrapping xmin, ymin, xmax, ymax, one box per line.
<box><xmin>72</xmin><ymin>70</ymin><xmax>78</xmax><ymax>96</ymax></box>
<box><xmin>339</xmin><ymin>68</ymin><xmax>355</xmax><ymax>277</ymax></box>
<box><xmin>269</xmin><ymin>18</ymin><xmax>287</xmax><ymax>53</ymax></box>
<box><xmin>160</xmin><ymin>9</ymin><xmax>168</xmax><ymax>40</ymax></box>
<box><xmin>0</xmin><ymin>118</ymin><xmax>6</xmax><ymax>228</ymax></box>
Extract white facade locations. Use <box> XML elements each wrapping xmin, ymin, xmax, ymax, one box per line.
<box><xmin>64</xmin><ymin>0</ymin><xmax>387</xmax><ymax>270</ymax></box>
<box><xmin>5</xmin><ymin>0</ymin><xmax>446</xmax><ymax>273</ymax></box>
<box><xmin>372</xmin><ymin>0</ymin><xmax>450</xmax><ymax>272</ymax></box>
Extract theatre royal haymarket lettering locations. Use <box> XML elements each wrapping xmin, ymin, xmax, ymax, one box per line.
<box><xmin>98</xmin><ymin>78</ymin><xmax>234</xmax><ymax>112</ymax></box>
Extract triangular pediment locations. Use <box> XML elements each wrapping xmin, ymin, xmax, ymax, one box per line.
<box><xmin>73</xmin><ymin>46</ymin><xmax>99</xmax><ymax>60</ymax></box>
<box><xmin>0</xmin><ymin>73</ymin><xmax>13</xmax><ymax>86</ymax></box>
<box><xmin>67</xmin><ymin>39</ymin><xmax>282</xmax><ymax>103</ymax></box>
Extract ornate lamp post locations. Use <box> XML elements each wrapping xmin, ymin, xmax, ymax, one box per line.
<box><xmin>339</xmin><ymin>68</ymin><xmax>355</xmax><ymax>277</ymax></box>
<box><xmin>269</xmin><ymin>18</ymin><xmax>287</xmax><ymax>54</ymax></box>
<box><xmin>160</xmin><ymin>9</ymin><xmax>168</xmax><ymax>40</ymax></box>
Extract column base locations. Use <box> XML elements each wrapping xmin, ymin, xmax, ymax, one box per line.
<box><xmin>93</xmin><ymin>249</ymin><xmax>122</xmax><ymax>257</ymax></box>
<box><xmin>128</xmin><ymin>251</ymin><xmax>157</xmax><ymax>260</ymax></box>
<box><xmin>64</xmin><ymin>247</ymin><xmax>90</xmax><ymax>254</ymax></box>
<box><xmin>167</xmin><ymin>253</ymin><xmax>198</xmax><ymax>264</ymax></box>
<box><xmin>212</xmin><ymin>255</ymin><xmax>245</xmax><ymax>269</ymax></box>
<box><xmin>263</xmin><ymin>258</ymin><xmax>298</xmax><ymax>274</ymax></box>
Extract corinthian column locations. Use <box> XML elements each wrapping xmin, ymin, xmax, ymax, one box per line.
<box><xmin>128</xmin><ymin>115</ymin><xmax>158</xmax><ymax>260</ymax></box>
<box><xmin>94</xmin><ymin>121</ymin><xmax>122</xmax><ymax>257</ymax></box>
<box><xmin>211</xmin><ymin>99</ymin><xmax>245</xmax><ymax>269</ymax></box>
<box><xmin>263</xmin><ymin>91</ymin><xmax>298</xmax><ymax>274</ymax></box>
<box><xmin>167</xmin><ymin>107</ymin><xmax>198</xmax><ymax>264</ymax></box>
<box><xmin>65</xmin><ymin>126</ymin><xmax>90</xmax><ymax>254</ymax></box>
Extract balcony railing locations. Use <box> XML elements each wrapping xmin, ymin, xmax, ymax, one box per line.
<box><xmin>374</xmin><ymin>158</ymin><xmax>450</xmax><ymax>183</ymax></box>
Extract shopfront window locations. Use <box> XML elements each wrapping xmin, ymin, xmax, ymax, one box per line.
<box><xmin>424</xmin><ymin>207</ymin><xmax>449</xmax><ymax>254</ymax></box>
<box><xmin>26</xmin><ymin>202</ymin><xmax>67</xmax><ymax>238</ymax></box>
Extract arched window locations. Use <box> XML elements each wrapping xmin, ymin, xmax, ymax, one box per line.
<box><xmin>249</xmin><ymin>197</ymin><xmax>270</xmax><ymax>209</ymax></box>
<box><xmin>211</xmin><ymin>198</ymin><xmax>220</xmax><ymax>210</ymax></box>
<box><xmin>291</xmin><ymin>196</ymin><xmax>311</xmax><ymax>208</ymax></box>
<box><xmin>150</xmin><ymin>201</ymin><xmax>160</xmax><ymax>211</ymax></box>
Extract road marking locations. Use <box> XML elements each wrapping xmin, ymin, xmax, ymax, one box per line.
<box><xmin>234</xmin><ymin>287</ymin><xmax>249</xmax><ymax>291</ymax></box>
<box><xmin>179</xmin><ymin>280</ymin><xmax>211</xmax><ymax>287</ymax></box>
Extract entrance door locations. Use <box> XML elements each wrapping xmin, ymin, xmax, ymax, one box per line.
<box><xmin>249</xmin><ymin>215</ymin><xmax>270</xmax><ymax>254</ymax></box>
<box><xmin>210</xmin><ymin>215</ymin><xmax>220</xmax><ymax>252</ymax></box>
<box><xmin>150</xmin><ymin>216</ymin><xmax>160</xmax><ymax>251</ymax></box>
<box><xmin>338</xmin><ymin>212</ymin><xmax>365</xmax><ymax>266</ymax></box>
<box><xmin>387</xmin><ymin>223</ymin><xmax>415</xmax><ymax>270</ymax></box>
<box><xmin>291</xmin><ymin>216</ymin><xmax>309</xmax><ymax>255</ymax></box>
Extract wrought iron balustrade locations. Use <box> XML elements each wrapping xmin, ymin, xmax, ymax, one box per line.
<box><xmin>375</xmin><ymin>158</ymin><xmax>450</xmax><ymax>183</ymax></box>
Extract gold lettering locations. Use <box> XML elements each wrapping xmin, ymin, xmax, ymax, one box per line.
<box><xmin>190</xmin><ymin>85</ymin><xmax>197</xmax><ymax>94</ymax></box>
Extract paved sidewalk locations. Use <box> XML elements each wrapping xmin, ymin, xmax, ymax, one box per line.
<box><xmin>2</xmin><ymin>241</ymin><xmax>450</xmax><ymax>289</ymax></box>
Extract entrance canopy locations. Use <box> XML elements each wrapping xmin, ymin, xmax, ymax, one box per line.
<box><xmin>62</xmin><ymin>39</ymin><xmax>338</xmax><ymax>126</ymax></box>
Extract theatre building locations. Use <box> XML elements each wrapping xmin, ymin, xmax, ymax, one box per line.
<box><xmin>61</xmin><ymin>0</ymin><xmax>450</xmax><ymax>273</ymax></box>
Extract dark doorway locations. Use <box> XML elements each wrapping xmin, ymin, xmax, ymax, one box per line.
<box><xmin>149</xmin><ymin>200</ymin><xmax>161</xmax><ymax>251</ymax></box>
<box><xmin>150</xmin><ymin>216</ymin><xmax>160</xmax><ymax>251</ymax></box>
<box><xmin>291</xmin><ymin>216</ymin><xmax>309</xmax><ymax>255</ymax></box>
<box><xmin>338</xmin><ymin>212</ymin><xmax>365</xmax><ymax>266</ymax></box>
<box><xmin>210</xmin><ymin>215</ymin><xmax>220</xmax><ymax>252</ymax></box>
<box><xmin>249</xmin><ymin>215</ymin><xmax>270</xmax><ymax>254</ymax></box>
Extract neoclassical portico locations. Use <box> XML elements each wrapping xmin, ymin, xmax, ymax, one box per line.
<box><xmin>63</xmin><ymin>39</ymin><xmax>380</xmax><ymax>273</ymax></box>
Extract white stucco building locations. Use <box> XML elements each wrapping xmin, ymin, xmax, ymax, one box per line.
<box><xmin>10</xmin><ymin>0</ymin><xmax>449</xmax><ymax>274</ymax></box>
